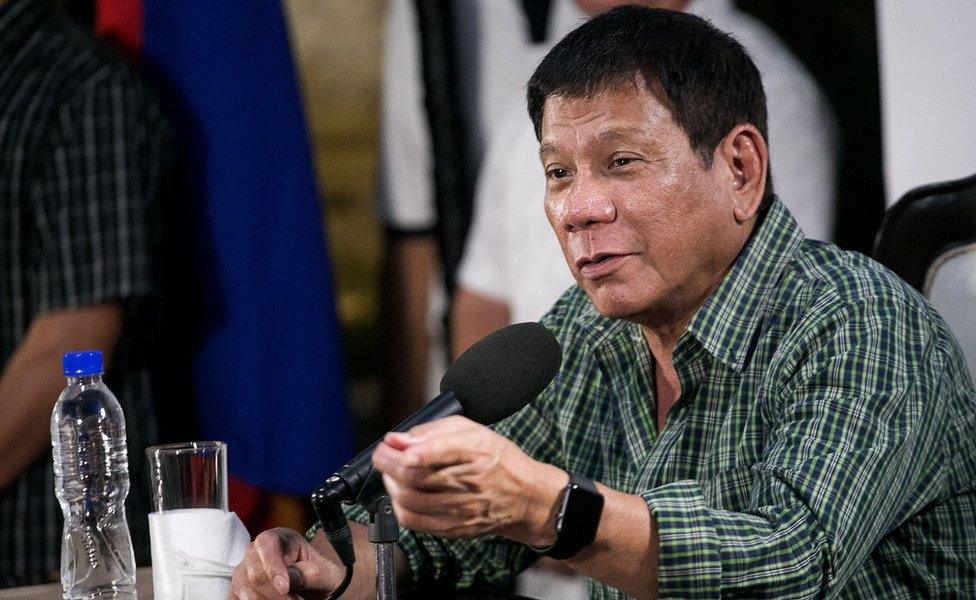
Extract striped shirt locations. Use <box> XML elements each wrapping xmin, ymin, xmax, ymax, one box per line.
<box><xmin>0</xmin><ymin>0</ymin><xmax>168</xmax><ymax>586</ymax></box>
<box><xmin>370</xmin><ymin>199</ymin><xmax>976</xmax><ymax>597</ymax></box>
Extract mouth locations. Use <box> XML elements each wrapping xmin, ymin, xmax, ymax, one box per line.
<box><xmin>575</xmin><ymin>252</ymin><xmax>632</xmax><ymax>279</ymax></box>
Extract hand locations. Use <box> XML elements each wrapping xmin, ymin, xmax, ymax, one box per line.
<box><xmin>229</xmin><ymin>527</ymin><xmax>344</xmax><ymax>599</ymax></box>
<box><xmin>371</xmin><ymin>415</ymin><xmax>568</xmax><ymax>545</ymax></box>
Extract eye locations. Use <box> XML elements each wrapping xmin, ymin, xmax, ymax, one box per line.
<box><xmin>546</xmin><ymin>167</ymin><xmax>569</xmax><ymax>180</ymax></box>
<box><xmin>611</xmin><ymin>157</ymin><xmax>634</xmax><ymax>168</ymax></box>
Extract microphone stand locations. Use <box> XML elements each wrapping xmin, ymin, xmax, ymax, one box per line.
<box><xmin>313</xmin><ymin>473</ymin><xmax>400</xmax><ymax>600</ymax></box>
<box><xmin>367</xmin><ymin>494</ymin><xmax>399</xmax><ymax>600</ymax></box>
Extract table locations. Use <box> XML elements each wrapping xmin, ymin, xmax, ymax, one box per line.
<box><xmin>0</xmin><ymin>570</ymin><xmax>538</xmax><ymax>599</ymax></box>
<box><xmin>0</xmin><ymin>567</ymin><xmax>153</xmax><ymax>599</ymax></box>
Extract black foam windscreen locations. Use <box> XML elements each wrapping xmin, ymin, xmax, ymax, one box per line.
<box><xmin>439</xmin><ymin>322</ymin><xmax>562</xmax><ymax>425</ymax></box>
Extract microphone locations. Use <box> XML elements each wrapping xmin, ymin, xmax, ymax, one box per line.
<box><xmin>311</xmin><ymin>322</ymin><xmax>562</xmax><ymax>566</ymax></box>
<box><xmin>324</xmin><ymin>321</ymin><xmax>561</xmax><ymax>503</ymax></box>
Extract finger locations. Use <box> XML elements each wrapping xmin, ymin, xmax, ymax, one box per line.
<box><xmin>373</xmin><ymin>441</ymin><xmax>458</xmax><ymax>487</ymax></box>
<box><xmin>393</xmin><ymin>501</ymin><xmax>493</xmax><ymax>539</ymax></box>
<box><xmin>405</xmin><ymin>415</ymin><xmax>477</xmax><ymax>438</ymax></box>
<box><xmin>383</xmin><ymin>430</ymin><xmax>423</xmax><ymax>450</ymax></box>
<box><xmin>287</xmin><ymin>556</ymin><xmax>346</xmax><ymax>593</ymax></box>
<box><xmin>377</xmin><ymin>450</ymin><xmax>488</xmax><ymax>495</ymax></box>
<box><xmin>253</xmin><ymin>529</ymin><xmax>302</xmax><ymax>594</ymax></box>
<box><xmin>374</xmin><ymin>435</ymin><xmax>470</xmax><ymax>476</ymax></box>
<box><xmin>386</xmin><ymin>474</ymin><xmax>487</xmax><ymax>518</ymax></box>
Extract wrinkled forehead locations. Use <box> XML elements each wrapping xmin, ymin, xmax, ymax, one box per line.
<box><xmin>538</xmin><ymin>78</ymin><xmax>677</xmax><ymax>155</ymax></box>
<box><xmin>538</xmin><ymin>73</ymin><xmax>673</xmax><ymax>129</ymax></box>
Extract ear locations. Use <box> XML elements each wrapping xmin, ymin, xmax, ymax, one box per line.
<box><xmin>715</xmin><ymin>124</ymin><xmax>768</xmax><ymax>223</ymax></box>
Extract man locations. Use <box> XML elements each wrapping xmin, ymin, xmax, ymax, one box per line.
<box><xmin>232</xmin><ymin>7</ymin><xmax>976</xmax><ymax>598</ymax></box>
<box><xmin>0</xmin><ymin>0</ymin><xmax>168</xmax><ymax>586</ymax></box>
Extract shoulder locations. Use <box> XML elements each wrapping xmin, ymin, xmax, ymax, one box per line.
<box><xmin>772</xmin><ymin>240</ymin><xmax>963</xmax><ymax>377</ymax></box>
<box><xmin>787</xmin><ymin>241</ymin><xmax>927</xmax><ymax>314</ymax></box>
<box><xmin>30</xmin><ymin>14</ymin><xmax>159</xmax><ymax>121</ymax></box>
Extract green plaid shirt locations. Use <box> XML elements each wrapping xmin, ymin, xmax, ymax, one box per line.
<box><xmin>353</xmin><ymin>199</ymin><xmax>976</xmax><ymax>598</ymax></box>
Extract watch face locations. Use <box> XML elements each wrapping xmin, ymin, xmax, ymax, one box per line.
<box><xmin>556</xmin><ymin>485</ymin><xmax>574</xmax><ymax>530</ymax></box>
<box><xmin>561</xmin><ymin>483</ymin><xmax>604</xmax><ymax>534</ymax></box>
<box><xmin>544</xmin><ymin>476</ymin><xmax>605</xmax><ymax>559</ymax></box>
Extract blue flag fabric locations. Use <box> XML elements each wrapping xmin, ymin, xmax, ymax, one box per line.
<box><xmin>140</xmin><ymin>1</ymin><xmax>353</xmax><ymax>495</ymax></box>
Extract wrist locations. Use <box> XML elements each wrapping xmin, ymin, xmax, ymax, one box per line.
<box><xmin>520</xmin><ymin>462</ymin><xmax>569</xmax><ymax>547</ymax></box>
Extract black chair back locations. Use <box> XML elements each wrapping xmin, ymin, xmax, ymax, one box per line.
<box><xmin>873</xmin><ymin>173</ymin><xmax>976</xmax><ymax>291</ymax></box>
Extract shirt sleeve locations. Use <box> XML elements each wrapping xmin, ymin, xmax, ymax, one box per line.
<box><xmin>30</xmin><ymin>68</ymin><xmax>169</xmax><ymax>313</ymax></box>
<box><xmin>644</xmin><ymin>292</ymin><xmax>959</xmax><ymax>598</ymax></box>
<box><xmin>374</xmin><ymin>0</ymin><xmax>437</xmax><ymax>232</ymax></box>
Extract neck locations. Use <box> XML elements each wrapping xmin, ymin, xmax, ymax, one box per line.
<box><xmin>640</xmin><ymin>311</ymin><xmax>693</xmax><ymax>364</ymax></box>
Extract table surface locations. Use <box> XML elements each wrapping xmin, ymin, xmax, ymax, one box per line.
<box><xmin>0</xmin><ymin>567</ymin><xmax>153</xmax><ymax>599</ymax></box>
<box><xmin>0</xmin><ymin>569</ymin><xmax>540</xmax><ymax>599</ymax></box>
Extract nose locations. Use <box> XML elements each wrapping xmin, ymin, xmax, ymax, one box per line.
<box><xmin>553</xmin><ymin>175</ymin><xmax>617</xmax><ymax>232</ymax></box>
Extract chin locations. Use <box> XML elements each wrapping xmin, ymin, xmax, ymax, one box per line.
<box><xmin>584</xmin><ymin>285</ymin><xmax>653</xmax><ymax>321</ymax></box>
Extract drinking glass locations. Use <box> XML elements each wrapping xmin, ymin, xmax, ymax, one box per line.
<box><xmin>146</xmin><ymin>441</ymin><xmax>227</xmax><ymax>512</ymax></box>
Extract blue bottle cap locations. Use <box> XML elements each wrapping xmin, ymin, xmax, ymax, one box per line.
<box><xmin>62</xmin><ymin>351</ymin><xmax>104</xmax><ymax>376</ymax></box>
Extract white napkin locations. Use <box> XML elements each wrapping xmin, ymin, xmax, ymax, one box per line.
<box><xmin>149</xmin><ymin>508</ymin><xmax>251</xmax><ymax>600</ymax></box>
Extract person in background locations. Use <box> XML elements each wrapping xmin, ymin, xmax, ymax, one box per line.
<box><xmin>0</xmin><ymin>0</ymin><xmax>169</xmax><ymax>586</ymax></box>
<box><xmin>376</xmin><ymin>0</ymin><xmax>587</xmax><ymax>427</ymax></box>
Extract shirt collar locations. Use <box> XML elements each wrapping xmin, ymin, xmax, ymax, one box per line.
<box><xmin>679</xmin><ymin>198</ymin><xmax>803</xmax><ymax>372</ymax></box>
<box><xmin>0</xmin><ymin>0</ymin><xmax>51</xmax><ymax>59</ymax></box>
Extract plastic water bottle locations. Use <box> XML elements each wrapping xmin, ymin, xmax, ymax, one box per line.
<box><xmin>51</xmin><ymin>350</ymin><xmax>137</xmax><ymax>599</ymax></box>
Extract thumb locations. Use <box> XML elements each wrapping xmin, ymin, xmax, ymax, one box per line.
<box><xmin>287</xmin><ymin>556</ymin><xmax>347</xmax><ymax>595</ymax></box>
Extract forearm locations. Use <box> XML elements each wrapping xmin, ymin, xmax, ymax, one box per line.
<box><xmin>0</xmin><ymin>304</ymin><xmax>123</xmax><ymax>489</ymax></box>
<box><xmin>309</xmin><ymin>521</ymin><xmax>410</xmax><ymax>600</ymax></box>
<box><xmin>450</xmin><ymin>286</ymin><xmax>511</xmax><ymax>359</ymax></box>
<box><xmin>0</xmin><ymin>337</ymin><xmax>69</xmax><ymax>489</ymax></box>
<box><xmin>516</xmin><ymin>464</ymin><xmax>659</xmax><ymax>599</ymax></box>
<box><xmin>564</xmin><ymin>485</ymin><xmax>659</xmax><ymax>599</ymax></box>
<box><xmin>380</xmin><ymin>235</ymin><xmax>437</xmax><ymax>427</ymax></box>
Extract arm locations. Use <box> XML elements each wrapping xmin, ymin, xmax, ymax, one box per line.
<box><xmin>0</xmin><ymin>303</ymin><xmax>123</xmax><ymax>490</ymax></box>
<box><xmin>380</xmin><ymin>234</ymin><xmax>438</xmax><ymax>426</ymax></box>
<box><xmin>2</xmin><ymin>64</ymin><xmax>166</xmax><ymax>491</ymax></box>
<box><xmin>230</xmin><ymin>522</ymin><xmax>408</xmax><ymax>600</ymax></box>
<box><xmin>376</xmin><ymin>0</ymin><xmax>443</xmax><ymax>423</ymax></box>
<box><xmin>639</xmin><ymin>293</ymin><xmax>958</xmax><ymax>598</ymax></box>
<box><xmin>450</xmin><ymin>286</ymin><xmax>511</xmax><ymax>359</ymax></box>
<box><xmin>373</xmin><ymin>417</ymin><xmax>661</xmax><ymax>599</ymax></box>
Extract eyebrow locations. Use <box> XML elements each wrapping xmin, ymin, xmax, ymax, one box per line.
<box><xmin>538</xmin><ymin>126</ymin><xmax>652</xmax><ymax>162</ymax></box>
<box><xmin>596</xmin><ymin>127</ymin><xmax>648</xmax><ymax>143</ymax></box>
<box><xmin>538</xmin><ymin>141</ymin><xmax>557</xmax><ymax>161</ymax></box>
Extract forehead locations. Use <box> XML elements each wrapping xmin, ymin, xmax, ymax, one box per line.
<box><xmin>539</xmin><ymin>82</ymin><xmax>679</xmax><ymax>154</ymax></box>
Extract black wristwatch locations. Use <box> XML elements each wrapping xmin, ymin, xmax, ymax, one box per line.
<box><xmin>536</xmin><ymin>473</ymin><xmax>604</xmax><ymax>560</ymax></box>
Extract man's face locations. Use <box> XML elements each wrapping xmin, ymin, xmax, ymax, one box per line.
<box><xmin>539</xmin><ymin>81</ymin><xmax>744</xmax><ymax>326</ymax></box>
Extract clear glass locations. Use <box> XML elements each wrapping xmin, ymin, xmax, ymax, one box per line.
<box><xmin>146</xmin><ymin>441</ymin><xmax>227</xmax><ymax>512</ymax></box>
<box><xmin>51</xmin><ymin>374</ymin><xmax>136</xmax><ymax>599</ymax></box>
